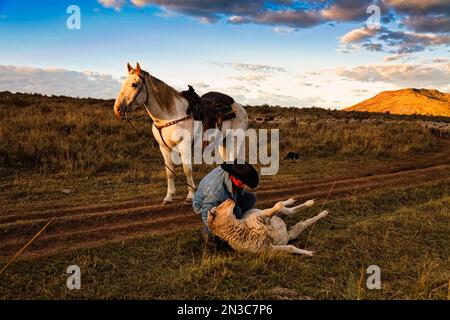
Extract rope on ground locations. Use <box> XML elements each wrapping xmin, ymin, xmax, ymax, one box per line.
<box><xmin>125</xmin><ymin>113</ymin><xmax>197</xmax><ymax>191</ymax></box>
<box><xmin>0</xmin><ymin>217</ymin><xmax>55</xmax><ymax>275</ymax></box>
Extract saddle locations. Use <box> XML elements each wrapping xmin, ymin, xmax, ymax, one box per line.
<box><xmin>181</xmin><ymin>85</ymin><xmax>236</xmax><ymax>132</ymax></box>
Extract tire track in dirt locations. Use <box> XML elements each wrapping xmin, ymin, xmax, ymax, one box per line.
<box><xmin>1</xmin><ymin>162</ymin><xmax>448</xmax><ymax>231</ymax></box>
<box><xmin>2</xmin><ymin>153</ymin><xmax>449</xmax><ymax>225</ymax></box>
<box><xmin>3</xmin><ymin>139</ymin><xmax>450</xmax><ymax>216</ymax></box>
<box><xmin>0</xmin><ymin>160</ymin><xmax>449</xmax><ymax>261</ymax></box>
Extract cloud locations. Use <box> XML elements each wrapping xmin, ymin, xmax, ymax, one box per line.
<box><xmin>129</xmin><ymin>0</ymin><xmax>266</xmax><ymax>23</ymax></box>
<box><xmin>239</xmin><ymin>89</ymin><xmax>325</xmax><ymax>107</ymax></box>
<box><xmin>335</xmin><ymin>61</ymin><xmax>450</xmax><ymax>88</ymax></box>
<box><xmin>210</xmin><ymin>61</ymin><xmax>286</xmax><ymax>73</ymax></box>
<box><xmin>340</xmin><ymin>26</ymin><xmax>450</xmax><ymax>54</ymax></box>
<box><xmin>98</xmin><ymin>0</ymin><xmax>126</xmax><ymax>11</ymax></box>
<box><xmin>402</xmin><ymin>14</ymin><xmax>450</xmax><ymax>33</ymax></box>
<box><xmin>274</xmin><ymin>26</ymin><xmax>297</xmax><ymax>33</ymax></box>
<box><xmin>229</xmin><ymin>74</ymin><xmax>267</xmax><ymax>83</ymax></box>
<box><xmin>97</xmin><ymin>1</ymin><xmax>326</xmax><ymax>28</ymax></box>
<box><xmin>98</xmin><ymin>0</ymin><xmax>450</xmax><ymax>29</ymax></box>
<box><xmin>0</xmin><ymin>65</ymin><xmax>122</xmax><ymax>99</ymax></box>
<box><xmin>383</xmin><ymin>0</ymin><xmax>450</xmax><ymax>15</ymax></box>
<box><xmin>229</xmin><ymin>9</ymin><xmax>323</xmax><ymax>29</ymax></box>
<box><xmin>228</xmin><ymin>85</ymin><xmax>251</xmax><ymax>94</ymax></box>
<box><xmin>321</xmin><ymin>0</ymin><xmax>376</xmax><ymax>22</ymax></box>
<box><xmin>340</xmin><ymin>27</ymin><xmax>377</xmax><ymax>43</ymax></box>
<box><xmin>97</xmin><ymin>1</ymin><xmax>450</xmax><ymax>54</ymax></box>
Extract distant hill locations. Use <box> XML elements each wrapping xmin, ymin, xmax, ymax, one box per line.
<box><xmin>345</xmin><ymin>88</ymin><xmax>450</xmax><ymax>117</ymax></box>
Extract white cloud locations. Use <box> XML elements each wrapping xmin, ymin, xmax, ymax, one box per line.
<box><xmin>340</xmin><ymin>27</ymin><xmax>450</xmax><ymax>54</ymax></box>
<box><xmin>2</xmin><ymin>59</ymin><xmax>448</xmax><ymax>110</ymax></box>
<box><xmin>274</xmin><ymin>26</ymin><xmax>297</xmax><ymax>34</ymax></box>
<box><xmin>335</xmin><ymin>61</ymin><xmax>450</xmax><ymax>88</ymax></box>
<box><xmin>210</xmin><ymin>61</ymin><xmax>286</xmax><ymax>73</ymax></box>
<box><xmin>0</xmin><ymin>65</ymin><xmax>122</xmax><ymax>99</ymax></box>
<box><xmin>97</xmin><ymin>0</ymin><xmax>126</xmax><ymax>11</ymax></box>
<box><xmin>340</xmin><ymin>27</ymin><xmax>377</xmax><ymax>44</ymax></box>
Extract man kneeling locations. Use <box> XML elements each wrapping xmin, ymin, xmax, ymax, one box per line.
<box><xmin>192</xmin><ymin>160</ymin><xmax>259</xmax><ymax>247</ymax></box>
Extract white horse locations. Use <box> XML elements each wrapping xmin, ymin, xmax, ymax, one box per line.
<box><xmin>114</xmin><ymin>63</ymin><xmax>248</xmax><ymax>204</ymax></box>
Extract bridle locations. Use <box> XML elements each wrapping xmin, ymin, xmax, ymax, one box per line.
<box><xmin>121</xmin><ymin>72</ymin><xmax>148</xmax><ymax>121</ymax></box>
<box><xmin>121</xmin><ymin>71</ymin><xmax>196</xmax><ymax>192</ymax></box>
<box><xmin>122</xmin><ymin>71</ymin><xmax>192</xmax><ymax>151</ymax></box>
<box><xmin>126</xmin><ymin>73</ymin><xmax>148</xmax><ymax>115</ymax></box>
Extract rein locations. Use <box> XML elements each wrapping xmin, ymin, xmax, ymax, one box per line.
<box><xmin>123</xmin><ymin>73</ymin><xmax>196</xmax><ymax>192</ymax></box>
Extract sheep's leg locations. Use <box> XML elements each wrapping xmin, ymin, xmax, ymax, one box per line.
<box><xmin>270</xmin><ymin>244</ymin><xmax>314</xmax><ymax>256</ymax></box>
<box><xmin>288</xmin><ymin>210</ymin><xmax>329</xmax><ymax>241</ymax></box>
<box><xmin>278</xmin><ymin>199</ymin><xmax>315</xmax><ymax>216</ymax></box>
<box><xmin>261</xmin><ymin>198</ymin><xmax>295</xmax><ymax>218</ymax></box>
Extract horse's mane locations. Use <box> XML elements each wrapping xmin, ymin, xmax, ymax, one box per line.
<box><xmin>145</xmin><ymin>71</ymin><xmax>181</xmax><ymax>112</ymax></box>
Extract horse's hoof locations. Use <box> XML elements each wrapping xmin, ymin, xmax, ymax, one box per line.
<box><xmin>184</xmin><ymin>198</ymin><xmax>193</xmax><ymax>204</ymax></box>
<box><xmin>162</xmin><ymin>200</ymin><xmax>173</xmax><ymax>205</ymax></box>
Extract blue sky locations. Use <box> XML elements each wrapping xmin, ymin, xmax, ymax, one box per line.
<box><xmin>0</xmin><ymin>0</ymin><xmax>449</xmax><ymax>108</ymax></box>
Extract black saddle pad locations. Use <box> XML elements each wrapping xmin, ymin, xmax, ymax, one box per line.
<box><xmin>201</xmin><ymin>91</ymin><xmax>234</xmax><ymax>111</ymax></box>
<box><xmin>181</xmin><ymin>86</ymin><xmax>236</xmax><ymax>124</ymax></box>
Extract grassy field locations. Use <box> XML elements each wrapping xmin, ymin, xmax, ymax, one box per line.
<box><xmin>0</xmin><ymin>91</ymin><xmax>441</xmax><ymax>174</ymax></box>
<box><xmin>0</xmin><ymin>91</ymin><xmax>449</xmax><ymax>299</ymax></box>
<box><xmin>0</xmin><ymin>91</ymin><xmax>441</xmax><ymax>206</ymax></box>
<box><xmin>1</xmin><ymin>181</ymin><xmax>448</xmax><ymax>299</ymax></box>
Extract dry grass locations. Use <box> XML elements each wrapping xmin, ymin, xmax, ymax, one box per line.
<box><xmin>0</xmin><ymin>92</ymin><xmax>441</xmax><ymax>175</ymax></box>
<box><xmin>0</xmin><ymin>181</ymin><xmax>448</xmax><ymax>299</ymax></box>
<box><xmin>0</xmin><ymin>91</ymin><xmax>449</xmax><ymax>300</ymax></box>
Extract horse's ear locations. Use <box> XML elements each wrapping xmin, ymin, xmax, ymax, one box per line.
<box><xmin>127</xmin><ymin>62</ymin><xmax>133</xmax><ymax>73</ymax></box>
<box><xmin>136</xmin><ymin>62</ymin><xmax>141</xmax><ymax>75</ymax></box>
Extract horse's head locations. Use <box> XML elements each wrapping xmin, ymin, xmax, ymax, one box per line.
<box><xmin>114</xmin><ymin>62</ymin><xmax>148</xmax><ymax>119</ymax></box>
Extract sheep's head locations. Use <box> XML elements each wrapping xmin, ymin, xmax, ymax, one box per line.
<box><xmin>207</xmin><ymin>199</ymin><xmax>236</xmax><ymax>234</ymax></box>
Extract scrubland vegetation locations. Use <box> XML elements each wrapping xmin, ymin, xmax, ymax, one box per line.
<box><xmin>0</xmin><ymin>91</ymin><xmax>449</xmax><ymax>300</ymax></box>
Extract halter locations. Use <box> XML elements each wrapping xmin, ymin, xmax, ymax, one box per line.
<box><xmin>124</xmin><ymin>71</ymin><xmax>192</xmax><ymax>151</ymax></box>
<box><xmin>129</xmin><ymin>76</ymin><xmax>147</xmax><ymax>109</ymax></box>
<box><xmin>122</xmin><ymin>72</ymin><xmax>148</xmax><ymax>119</ymax></box>
<box><xmin>122</xmin><ymin>72</ymin><xmax>196</xmax><ymax>191</ymax></box>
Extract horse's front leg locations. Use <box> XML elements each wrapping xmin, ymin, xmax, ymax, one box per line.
<box><xmin>178</xmin><ymin>141</ymin><xmax>195</xmax><ymax>202</ymax></box>
<box><xmin>159</xmin><ymin>145</ymin><xmax>176</xmax><ymax>204</ymax></box>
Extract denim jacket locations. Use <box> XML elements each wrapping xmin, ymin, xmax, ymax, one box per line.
<box><xmin>192</xmin><ymin>166</ymin><xmax>239</xmax><ymax>224</ymax></box>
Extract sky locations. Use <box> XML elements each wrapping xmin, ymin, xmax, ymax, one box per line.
<box><xmin>0</xmin><ymin>0</ymin><xmax>449</xmax><ymax>108</ymax></box>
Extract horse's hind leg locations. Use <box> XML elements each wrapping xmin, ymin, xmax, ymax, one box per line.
<box><xmin>159</xmin><ymin>145</ymin><xmax>176</xmax><ymax>204</ymax></box>
<box><xmin>287</xmin><ymin>210</ymin><xmax>329</xmax><ymax>241</ymax></box>
<box><xmin>278</xmin><ymin>199</ymin><xmax>315</xmax><ymax>216</ymax></box>
<box><xmin>269</xmin><ymin>244</ymin><xmax>314</xmax><ymax>256</ymax></box>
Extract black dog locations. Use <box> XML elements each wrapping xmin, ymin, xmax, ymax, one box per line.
<box><xmin>285</xmin><ymin>152</ymin><xmax>300</xmax><ymax>160</ymax></box>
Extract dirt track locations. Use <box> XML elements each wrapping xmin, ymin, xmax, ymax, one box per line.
<box><xmin>1</xmin><ymin>141</ymin><xmax>449</xmax><ymax>262</ymax></box>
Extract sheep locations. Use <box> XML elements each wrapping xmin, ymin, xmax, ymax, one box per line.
<box><xmin>207</xmin><ymin>198</ymin><xmax>329</xmax><ymax>256</ymax></box>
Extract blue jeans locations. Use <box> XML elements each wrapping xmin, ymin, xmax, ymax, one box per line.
<box><xmin>233</xmin><ymin>191</ymin><xmax>256</xmax><ymax>219</ymax></box>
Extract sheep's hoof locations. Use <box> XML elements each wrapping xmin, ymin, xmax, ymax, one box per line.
<box><xmin>285</xmin><ymin>198</ymin><xmax>296</xmax><ymax>206</ymax></box>
<box><xmin>318</xmin><ymin>210</ymin><xmax>329</xmax><ymax>218</ymax></box>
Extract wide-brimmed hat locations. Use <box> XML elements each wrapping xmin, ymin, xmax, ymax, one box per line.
<box><xmin>221</xmin><ymin>160</ymin><xmax>259</xmax><ymax>188</ymax></box>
